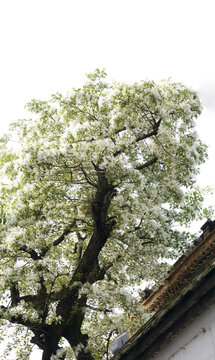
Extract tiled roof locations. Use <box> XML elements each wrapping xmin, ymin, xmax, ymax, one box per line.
<box><xmin>112</xmin><ymin>220</ymin><xmax>215</xmax><ymax>360</ymax></box>
<box><xmin>142</xmin><ymin>219</ymin><xmax>215</xmax><ymax>311</ymax></box>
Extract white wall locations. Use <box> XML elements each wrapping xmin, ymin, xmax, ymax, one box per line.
<box><xmin>150</xmin><ymin>301</ymin><xmax>215</xmax><ymax>360</ymax></box>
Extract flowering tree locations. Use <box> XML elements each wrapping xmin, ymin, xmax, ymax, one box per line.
<box><xmin>0</xmin><ymin>70</ymin><xmax>208</xmax><ymax>359</ymax></box>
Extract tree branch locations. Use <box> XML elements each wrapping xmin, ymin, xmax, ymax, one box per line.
<box><xmin>10</xmin><ymin>283</ymin><xmax>20</xmax><ymax>306</ymax></box>
<box><xmin>19</xmin><ymin>222</ymin><xmax>75</xmax><ymax>261</ymax></box>
<box><xmin>18</xmin><ymin>245</ymin><xmax>40</xmax><ymax>260</ymax></box>
<box><xmin>40</xmin><ymin>221</ymin><xmax>76</xmax><ymax>258</ymax></box>
<box><xmin>0</xmin><ymin>305</ymin><xmax>50</xmax><ymax>332</ymax></box>
<box><xmin>135</xmin><ymin>156</ymin><xmax>158</xmax><ymax>170</ymax></box>
<box><xmin>113</xmin><ymin>119</ymin><xmax>162</xmax><ymax>158</ymax></box>
<box><xmin>80</xmin><ymin>165</ymin><xmax>98</xmax><ymax>188</ymax></box>
<box><xmin>106</xmin><ymin>330</ymin><xmax>118</xmax><ymax>360</ymax></box>
<box><xmin>85</xmin><ymin>304</ymin><xmax>111</xmax><ymax>313</ymax></box>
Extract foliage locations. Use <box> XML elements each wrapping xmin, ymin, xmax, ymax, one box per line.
<box><xmin>0</xmin><ymin>69</ymin><xmax>208</xmax><ymax>359</ymax></box>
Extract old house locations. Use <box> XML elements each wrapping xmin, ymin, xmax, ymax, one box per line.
<box><xmin>112</xmin><ymin>219</ymin><xmax>215</xmax><ymax>360</ymax></box>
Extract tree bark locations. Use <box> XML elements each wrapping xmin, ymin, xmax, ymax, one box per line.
<box><xmin>76</xmin><ymin>349</ymin><xmax>95</xmax><ymax>360</ymax></box>
<box><xmin>42</xmin><ymin>348</ymin><xmax>66</xmax><ymax>360</ymax></box>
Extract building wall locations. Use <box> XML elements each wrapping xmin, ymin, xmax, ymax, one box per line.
<box><xmin>150</xmin><ymin>301</ymin><xmax>215</xmax><ymax>360</ymax></box>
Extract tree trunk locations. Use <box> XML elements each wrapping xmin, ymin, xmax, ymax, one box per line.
<box><xmin>42</xmin><ymin>347</ymin><xmax>66</xmax><ymax>360</ymax></box>
<box><xmin>42</xmin><ymin>348</ymin><xmax>52</xmax><ymax>360</ymax></box>
<box><xmin>76</xmin><ymin>349</ymin><xmax>95</xmax><ymax>360</ymax></box>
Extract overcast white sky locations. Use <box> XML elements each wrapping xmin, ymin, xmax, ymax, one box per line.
<box><xmin>0</xmin><ymin>0</ymin><xmax>215</xmax><ymax>357</ymax></box>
